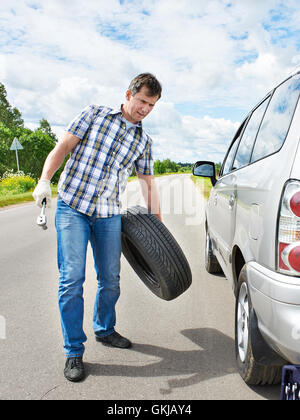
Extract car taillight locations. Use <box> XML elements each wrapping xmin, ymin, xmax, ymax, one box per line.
<box><xmin>277</xmin><ymin>180</ymin><xmax>300</xmax><ymax>275</ymax></box>
<box><xmin>289</xmin><ymin>191</ymin><xmax>300</xmax><ymax>217</ymax></box>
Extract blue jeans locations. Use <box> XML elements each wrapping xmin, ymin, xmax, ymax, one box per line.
<box><xmin>55</xmin><ymin>199</ymin><xmax>122</xmax><ymax>358</ymax></box>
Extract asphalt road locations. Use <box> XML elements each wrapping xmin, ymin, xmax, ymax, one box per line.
<box><xmin>0</xmin><ymin>174</ymin><xmax>281</xmax><ymax>400</ymax></box>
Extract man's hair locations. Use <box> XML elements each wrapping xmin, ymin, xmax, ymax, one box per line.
<box><xmin>128</xmin><ymin>73</ymin><xmax>162</xmax><ymax>99</ymax></box>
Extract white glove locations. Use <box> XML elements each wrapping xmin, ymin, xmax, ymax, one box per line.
<box><xmin>32</xmin><ymin>179</ymin><xmax>52</xmax><ymax>208</ymax></box>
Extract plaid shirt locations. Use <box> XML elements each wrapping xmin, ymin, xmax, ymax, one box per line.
<box><xmin>58</xmin><ymin>104</ymin><xmax>154</xmax><ymax>217</ymax></box>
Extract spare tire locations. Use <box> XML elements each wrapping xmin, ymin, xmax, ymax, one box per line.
<box><xmin>121</xmin><ymin>206</ymin><xmax>192</xmax><ymax>301</ymax></box>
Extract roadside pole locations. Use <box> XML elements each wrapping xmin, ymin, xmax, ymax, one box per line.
<box><xmin>10</xmin><ymin>137</ymin><xmax>23</xmax><ymax>172</ymax></box>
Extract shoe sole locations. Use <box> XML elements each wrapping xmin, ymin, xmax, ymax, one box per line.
<box><xmin>64</xmin><ymin>371</ymin><xmax>85</xmax><ymax>382</ymax></box>
<box><xmin>95</xmin><ymin>336</ymin><xmax>132</xmax><ymax>349</ymax></box>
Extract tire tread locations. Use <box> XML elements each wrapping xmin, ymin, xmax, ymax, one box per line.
<box><xmin>121</xmin><ymin>206</ymin><xmax>192</xmax><ymax>300</ymax></box>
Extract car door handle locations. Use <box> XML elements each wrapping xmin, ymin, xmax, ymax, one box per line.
<box><xmin>229</xmin><ymin>195</ymin><xmax>235</xmax><ymax>209</ymax></box>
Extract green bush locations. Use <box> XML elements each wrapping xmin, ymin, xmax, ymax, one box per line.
<box><xmin>0</xmin><ymin>171</ymin><xmax>36</xmax><ymax>195</ymax></box>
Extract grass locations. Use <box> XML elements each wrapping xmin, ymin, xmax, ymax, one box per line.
<box><xmin>190</xmin><ymin>175</ymin><xmax>213</xmax><ymax>200</ymax></box>
<box><xmin>0</xmin><ymin>185</ymin><xmax>58</xmax><ymax>208</ymax></box>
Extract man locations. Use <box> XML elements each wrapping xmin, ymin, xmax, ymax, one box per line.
<box><xmin>32</xmin><ymin>73</ymin><xmax>162</xmax><ymax>382</ymax></box>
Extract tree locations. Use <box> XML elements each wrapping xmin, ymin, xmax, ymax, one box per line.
<box><xmin>0</xmin><ymin>83</ymin><xmax>24</xmax><ymax>131</ymax></box>
<box><xmin>215</xmin><ymin>162</ymin><xmax>221</xmax><ymax>175</ymax></box>
<box><xmin>0</xmin><ymin>122</ymin><xmax>14</xmax><ymax>174</ymax></box>
<box><xmin>154</xmin><ymin>159</ymin><xmax>166</xmax><ymax>174</ymax></box>
<box><xmin>18</xmin><ymin>129</ymin><xmax>57</xmax><ymax>180</ymax></box>
<box><xmin>162</xmin><ymin>158</ymin><xmax>178</xmax><ymax>173</ymax></box>
<box><xmin>39</xmin><ymin>118</ymin><xmax>58</xmax><ymax>142</ymax></box>
<box><xmin>0</xmin><ymin>83</ymin><xmax>63</xmax><ymax>180</ymax></box>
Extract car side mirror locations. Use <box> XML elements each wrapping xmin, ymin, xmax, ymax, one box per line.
<box><xmin>192</xmin><ymin>161</ymin><xmax>217</xmax><ymax>186</ymax></box>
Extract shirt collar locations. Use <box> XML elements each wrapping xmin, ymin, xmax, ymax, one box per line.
<box><xmin>108</xmin><ymin>105</ymin><xmax>143</xmax><ymax>129</ymax></box>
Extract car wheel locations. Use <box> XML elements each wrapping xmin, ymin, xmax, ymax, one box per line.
<box><xmin>205</xmin><ymin>230</ymin><xmax>222</xmax><ymax>274</ymax></box>
<box><xmin>121</xmin><ymin>206</ymin><xmax>192</xmax><ymax>301</ymax></box>
<box><xmin>235</xmin><ymin>266</ymin><xmax>282</xmax><ymax>385</ymax></box>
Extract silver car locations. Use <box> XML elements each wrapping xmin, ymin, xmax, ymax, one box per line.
<box><xmin>193</xmin><ymin>70</ymin><xmax>300</xmax><ymax>385</ymax></box>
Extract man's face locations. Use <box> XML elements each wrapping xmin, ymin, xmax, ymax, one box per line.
<box><xmin>123</xmin><ymin>85</ymin><xmax>159</xmax><ymax>124</ymax></box>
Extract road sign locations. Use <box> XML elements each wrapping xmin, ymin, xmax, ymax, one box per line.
<box><xmin>10</xmin><ymin>137</ymin><xmax>23</xmax><ymax>151</ymax></box>
<box><xmin>10</xmin><ymin>137</ymin><xmax>23</xmax><ymax>171</ymax></box>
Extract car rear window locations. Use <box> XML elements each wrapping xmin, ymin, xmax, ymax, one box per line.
<box><xmin>251</xmin><ymin>74</ymin><xmax>300</xmax><ymax>163</ymax></box>
<box><xmin>232</xmin><ymin>97</ymin><xmax>270</xmax><ymax>170</ymax></box>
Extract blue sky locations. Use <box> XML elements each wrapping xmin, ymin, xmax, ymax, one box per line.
<box><xmin>0</xmin><ymin>0</ymin><xmax>299</xmax><ymax>163</ymax></box>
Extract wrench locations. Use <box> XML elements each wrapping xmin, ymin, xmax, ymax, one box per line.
<box><xmin>36</xmin><ymin>198</ymin><xmax>48</xmax><ymax>230</ymax></box>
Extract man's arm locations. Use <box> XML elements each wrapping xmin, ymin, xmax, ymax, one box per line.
<box><xmin>32</xmin><ymin>132</ymin><xmax>81</xmax><ymax>207</ymax></box>
<box><xmin>40</xmin><ymin>132</ymin><xmax>81</xmax><ymax>181</ymax></box>
<box><xmin>137</xmin><ymin>172</ymin><xmax>162</xmax><ymax>221</ymax></box>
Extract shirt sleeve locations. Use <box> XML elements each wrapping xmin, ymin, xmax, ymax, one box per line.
<box><xmin>66</xmin><ymin>105</ymin><xmax>96</xmax><ymax>140</ymax></box>
<box><xmin>134</xmin><ymin>139</ymin><xmax>154</xmax><ymax>175</ymax></box>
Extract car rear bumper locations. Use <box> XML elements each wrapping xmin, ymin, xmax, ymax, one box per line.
<box><xmin>247</xmin><ymin>261</ymin><xmax>300</xmax><ymax>364</ymax></box>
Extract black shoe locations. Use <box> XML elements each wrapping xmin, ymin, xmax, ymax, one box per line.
<box><xmin>95</xmin><ymin>331</ymin><xmax>132</xmax><ymax>348</ymax></box>
<box><xmin>64</xmin><ymin>357</ymin><xmax>85</xmax><ymax>382</ymax></box>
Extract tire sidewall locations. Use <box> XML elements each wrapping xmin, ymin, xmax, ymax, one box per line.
<box><xmin>204</xmin><ymin>229</ymin><xmax>222</xmax><ymax>274</ymax></box>
<box><xmin>121</xmin><ymin>231</ymin><xmax>172</xmax><ymax>299</ymax></box>
<box><xmin>205</xmin><ymin>230</ymin><xmax>210</xmax><ymax>270</ymax></box>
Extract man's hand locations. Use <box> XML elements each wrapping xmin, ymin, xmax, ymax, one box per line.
<box><xmin>32</xmin><ymin>179</ymin><xmax>52</xmax><ymax>208</ymax></box>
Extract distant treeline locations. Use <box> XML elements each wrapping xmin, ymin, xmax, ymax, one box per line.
<box><xmin>130</xmin><ymin>159</ymin><xmax>192</xmax><ymax>177</ymax></box>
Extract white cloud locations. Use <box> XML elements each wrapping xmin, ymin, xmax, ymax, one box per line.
<box><xmin>0</xmin><ymin>0</ymin><xmax>299</xmax><ymax>163</ymax></box>
<box><xmin>146</xmin><ymin>102</ymin><xmax>239</xmax><ymax>162</ymax></box>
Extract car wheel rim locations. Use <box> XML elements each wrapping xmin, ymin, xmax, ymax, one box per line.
<box><xmin>237</xmin><ymin>282</ymin><xmax>249</xmax><ymax>363</ymax></box>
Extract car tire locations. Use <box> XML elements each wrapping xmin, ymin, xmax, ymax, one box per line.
<box><xmin>205</xmin><ymin>229</ymin><xmax>223</xmax><ymax>274</ymax></box>
<box><xmin>235</xmin><ymin>265</ymin><xmax>282</xmax><ymax>385</ymax></box>
<box><xmin>121</xmin><ymin>206</ymin><xmax>192</xmax><ymax>301</ymax></box>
